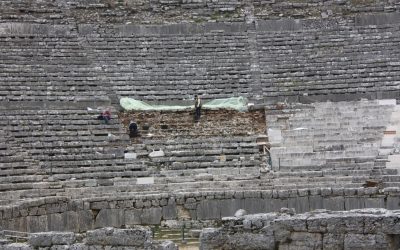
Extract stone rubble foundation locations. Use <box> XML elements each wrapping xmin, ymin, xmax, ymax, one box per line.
<box><xmin>200</xmin><ymin>208</ymin><xmax>400</xmax><ymax>250</ymax></box>
<box><xmin>0</xmin><ymin>227</ymin><xmax>177</xmax><ymax>250</ymax></box>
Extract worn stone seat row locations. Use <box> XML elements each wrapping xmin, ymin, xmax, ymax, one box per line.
<box><xmin>0</xmin><ymin>21</ymin><xmax>399</xmax><ymax>103</ymax></box>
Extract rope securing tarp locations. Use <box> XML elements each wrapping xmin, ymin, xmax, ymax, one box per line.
<box><xmin>120</xmin><ymin>97</ymin><xmax>248</xmax><ymax>112</ymax></box>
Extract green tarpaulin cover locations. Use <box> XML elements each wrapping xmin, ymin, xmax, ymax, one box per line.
<box><xmin>120</xmin><ymin>97</ymin><xmax>248</xmax><ymax>112</ymax></box>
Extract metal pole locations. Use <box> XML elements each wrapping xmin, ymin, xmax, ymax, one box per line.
<box><xmin>278</xmin><ymin>157</ymin><xmax>281</xmax><ymax>171</ymax></box>
<box><xmin>182</xmin><ymin>224</ymin><xmax>185</xmax><ymax>242</ymax></box>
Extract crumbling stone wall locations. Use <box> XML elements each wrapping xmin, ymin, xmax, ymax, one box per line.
<box><xmin>199</xmin><ymin>208</ymin><xmax>400</xmax><ymax>250</ymax></box>
<box><xmin>1</xmin><ymin>187</ymin><xmax>400</xmax><ymax>233</ymax></box>
<box><xmin>1</xmin><ymin>227</ymin><xmax>177</xmax><ymax>250</ymax></box>
<box><xmin>119</xmin><ymin>109</ymin><xmax>266</xmax><ymax>139</ymax></box>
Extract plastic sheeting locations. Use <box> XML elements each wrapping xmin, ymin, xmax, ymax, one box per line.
<box><xmin>120</xmin><ymin>97</ymin><xmax>248</xmax><ymax>112</ymax></box>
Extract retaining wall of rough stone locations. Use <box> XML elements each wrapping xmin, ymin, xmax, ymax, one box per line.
<box><xmin>1</xmin><ymin>188</ymin><xmax>400</xmax><ymax>233</ymax></box>
<box><xmin>0</xmin><ymin>227</ymin><xmax>177</xmax><ymax>250</ymax></box>
<box><xmin>199</xmin><ymin>208</ymin><xmax>400</xmax><ymax>250</ymax></box>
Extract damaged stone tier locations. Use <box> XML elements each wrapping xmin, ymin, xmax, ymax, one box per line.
<box><xmin>119</xmin><ymin>109</ymin><xmax>266</xmax><ymax>139</ymax></box>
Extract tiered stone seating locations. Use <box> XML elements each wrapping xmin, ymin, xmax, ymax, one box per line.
<box><xmin>84</xmin><ymin>30</ymin><xmax>254</xmax><ymax>102</ymax></box>
<box><xmin>144</xmin><ymin>136</ymin><xmax>262</xmax><ymax>174</ymax></box>
<box><xmin>0</xmin><ymin>106</ymin><xmax>270</xmax><ymax>202</ymax></box>
<box><xmin>2</xmin><ymin>100</ymin><xmax>399</xmax><ymax>203</ymax></box>
<box><xmin>0</xmin><ymin>109</ymin><xmax>152</xmax><ymax>200</ymax></box>
<box><xmin>257</xmin><ymin>24</ymin><xmax>400</xmax><ymax>101</ymax></box>
<box><xmin>267</xmin><ymin>100</ymin><xmax>397</xmax><ymax>173</ymax></box>
<box><xmin>0</xmin><ymin>21</ymin><xmax>399</xmax><ymax>105</ymax></box>
<box><xmin>0</xmin><ymin>33</ymin><xmax>108</xmax><ymax>107</ymax></box>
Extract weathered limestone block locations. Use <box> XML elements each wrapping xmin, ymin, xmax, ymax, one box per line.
<box><xmin>28</xmin><ymin>232</ymin><xmax>75</xmax><ymax>247</ymax></box>
<box><xmin>162</xmin><ymin>200</ymin><xmax>178</xmax><ymax>220</ymax></box>
<box><xmin>226</xmin><ymin>232</ymin><xmax>275</xmax><ymax>250</ymax></box>
<box><xmin>197</xmin><ymin>200</ymin><xmax>221</xmax><ymax>220</ymax></box>
<box><xmin>220</xmin><ymin>199</ymin><xmax>244</xmax><ymax>217</ymax></box>
<box><xmin>141</xmin><ymin>207</ymin><xmax>162</xmax><ymax>225</ymax></box>
<box><xmin>86</xmin><ymin>227</ymin><xmax>151</xmax><ymax>246</ymax></box>
<box><xmin>280</xmin><ymin>232</ymin><xmax>322</xmax><ymax>249</ymax></box>
<box><xmin>243</xmin><ymin>198</ymin><xmax>265</xmax><ymax>214</ymax></box>
<box><xmin>364</xmin><ymin>197</ymin><xmax>385</xmax><ymax>209</ymax></box>
<box><xmin>322</xmin><ymin>233</ymin><xmax>344</xmax><ymax>249</ymax></box>
<box><xmin>345</xmin><ymin>197</ymin><xmax>364</xmax><ymax>210</ymax></box>
<box><xmin>94</xmin><ymin>209</ymin><xmax>124</xmax><ymax>228</ymax></box>
<box><xmin>386</xmin><ymin>196</ymin><xmax>400</xmax><ymax>209</ymax></box>
<box><xmin>199</xmin><ymin>228</ymin><xmax>227</xmax><ymax>250</ymax></box>
<box><xmin>309</xmin><ymin>195</ymin><xmax>323</xmax><ymax>210</ymax></box>
<box><xmin>125</xmin><ymin>209</ymin><xmax>142</xmax><ymax>225</ymax></box>
<box><xmin>323</xmin><ymin>197</ymin><xmax>345</xmax><ymax>211</ymax></box>
<box><xmin>266</xmin><ymin>198</ymin><xmax>288</xmax><ymax>212</ymax></box>
<box><xmin>200</xmin><ymin>209</ymin><xmax>400</xmax><ymax>250</ymax></box>
<box><xmin>77</xmin><ymin>210</ymin><xmax>93</xmax><ymax>232</ymax></box>
<box><xmin>2</xmin><ymin>243</ymin><xmax>33</xmax><ymax>250</ymax></box>
<box><xmin>157</xmin><ymin>240</ymin><xmax>179</xmax><ymax>250</ymax></box>
<box><xmin>1</xmin><ymin>217</ymin><xmax>27</xmax><ymax>232</ymax></box>
<box><xmin>27</xmin><ymin>215</ymin><xmax>48</xmax><ymax>233</ymax></box>
<box><xmin>64</xmin><ymin>211</ymin><xmax>80</xmax><ymax>232</ymax></box>
<box><xmin>288</xmin><ymin>196</ymin><xmax>309</xmax><ymax>214</ymax></box>
<box><xmin>47</xmin><ymin>213</ymin><xmax>64</xmax><ymax>232</ymax></box>
<box><xmin>344</xmin><ymin>233</ymin><xmax>388</xmax><ymax>250</ymax></box>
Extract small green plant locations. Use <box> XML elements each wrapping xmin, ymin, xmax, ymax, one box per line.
<box><xmin>193</xmin><ymin>17</ymin><xmax>206</xmax><ymax>23</ymax></box>
<box><xmin>211</xmin><ymin>11</ymin><xmax>222</xmax><ymax>20</ymax></box>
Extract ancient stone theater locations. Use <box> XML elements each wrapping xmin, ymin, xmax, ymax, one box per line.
<box><xmin>0</xmin><ymin>0</ymin><xmax>400</xmax><ymax>249</ymax></box>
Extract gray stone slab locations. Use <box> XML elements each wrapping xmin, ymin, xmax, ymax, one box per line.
<box><xmin>125</xmin><ymin>209</ymin><xmax>142</xmax><ymax>225</ymax></box>
<box><xmin>197</xmin><ymin>200</ymin><xmax>221</xmax><ymax>220</ymax></box>
<box><xmin>365</xmin><ymin>198</ymin><xmax>385</xmax><ymax>209</ymax></box>
<box><xmin>323</xmin><ymin>197</ymin><xmax>345</xmax><ymax>211</ymax></box>
<box><xmin>309</xmin><ymin>195</ymin><xmax>323</xmax><ymax>211</ymax></box>
<box><xmin>288</xmin><ymin>196</ymin><xmax>310</xmax><ymax>213</ymax></box>
<box><xmin>27</xmin><ymin>215</ymin><xmax>48</xmax><ymax>233</ymax></box>
<box><xmin>345</xmin><ymin>197</ymin><xmax>365</xmax><ymax>210</ymax></box>
<box><xmin>267</xmin><ymin>199</ymin><xmax>288</xmax><ymax>212</ymax></box>
<box><xmin>141</xmin><ymin>207</ymin><xmax>162</xmax><ymax>225</ymax></box>
<box><xmin>220</xmin><ymin>199</ymin><xmax>244</xmax><ymax>217</ymax></box>
<box><xmin>386</xmin><ymin>196</ymin><xmax>400</xmax><ymax>210</ymax></box>
<box><xmin>243</xmin><ymin>198</ymin><xmax>265</xmax><ymax>214</ymax></box>
<box><xmin>94</xmin><ymin>209</ymin><xmax>124</xmax><ymax>228</ymax></box>
<box><xmin>47</xmin><ymin>213</ymin><xmax>64</xmax><ymax>232</ymax></box>
<box><xmin>86</xmin><ymin>227</ymin><xmax>151</xmax><ymax>246</ymax></box>
<box><xmin>65</xmin><ymin>211</ymin><xmax>79</xmax><ymax>232</ymax></box>
<box><xmin>162</xmin><ymin>204</ymin><xmax>178</xmax><ymax>220</ymax></box>
<box><xmin>78</xmin><ymin>210</ymin><xmax>94</xmax><ymax>232</ymax></box>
